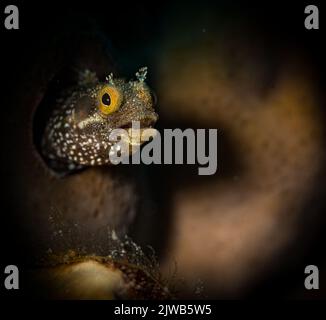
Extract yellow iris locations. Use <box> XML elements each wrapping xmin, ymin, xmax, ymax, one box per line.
<box><xmin>98</xmin><ymin>85</ymin><xmax>122</xmax><ymax>115</ymax></box>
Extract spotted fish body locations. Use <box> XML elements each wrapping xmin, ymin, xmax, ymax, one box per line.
<box><xmin>42</xmin><ymin>68</ymin><xmax>158</xmax><ymax>172</ymax></box>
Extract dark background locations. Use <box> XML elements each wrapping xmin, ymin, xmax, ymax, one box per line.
<box><xmin>0</xmin><ymin>0</ymin><xmax>325</xmax><ymax>299</ymax></box>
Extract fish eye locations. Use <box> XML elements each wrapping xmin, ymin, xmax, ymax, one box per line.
<box><xmin>102</xmin><ymin>93</ymin><xmax>111</xmax><ymax>106</ymax></box>
<box><xmin>98</xmin><ymin>85</ymin><xmax>122</xmax><ymax>115</ymax></box>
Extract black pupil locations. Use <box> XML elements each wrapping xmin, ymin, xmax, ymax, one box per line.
<box><xmin>102</xmin><ymin>93</ymin><xmax>111</xmax><ymax>106</ymax></box>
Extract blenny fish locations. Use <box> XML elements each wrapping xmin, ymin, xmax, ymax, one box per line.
<box><xmin>42</xmin><ymin>67</ymin><xmax>158</xmax><ymax>172</ymax></box>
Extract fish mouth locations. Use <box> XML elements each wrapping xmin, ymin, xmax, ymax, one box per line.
<box><xmin>118</xmin><ymin>113</ymin><xmax>158</xmax><ymax>148</ymax></box>
<box><xmin>120</xmin><ymin>112</ymin><xmax>158</xmax><ymax>129</ymax></box>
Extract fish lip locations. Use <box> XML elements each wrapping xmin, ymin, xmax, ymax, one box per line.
<box><xmin>116</xmin><ymin>112</ymin><xmax>158</xmax><ymax>148</ymax></box>
<box><xmin>119</xmin><ymin>112</ymin><xmax>158</xmax><ymax>129</ymax></box>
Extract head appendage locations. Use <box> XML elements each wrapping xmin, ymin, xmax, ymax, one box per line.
<box><xmin>105</xmin><ymin>73</ymin><xmax>115</xmax><ymax>86</ymax></box>
<box><xmin>135</xmin><ymin>67</ymin><xmax>148</xmax><ymax>83</ymax></box>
